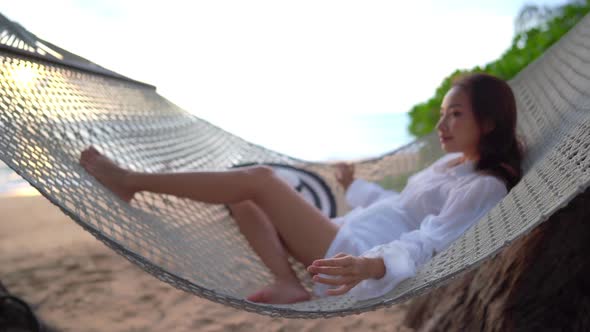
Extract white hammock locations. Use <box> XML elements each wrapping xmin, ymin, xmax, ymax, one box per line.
<box><xmin>0</xmin><ymin>12</ymin><xmax>589</xmax><ymax>318</ymax></box>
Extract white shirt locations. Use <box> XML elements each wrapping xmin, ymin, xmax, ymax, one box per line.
<box><xmin>313</xmin><ymin>152</ymin><xmax>508</xmax><ymax>301</ymax></box>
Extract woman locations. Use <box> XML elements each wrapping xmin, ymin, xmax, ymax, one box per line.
<box><xmin>79</xmin><ymin>73</ymin><xmax>524</xmax><ymax>304</ymax></box>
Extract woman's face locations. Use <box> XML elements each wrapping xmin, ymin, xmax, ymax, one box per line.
<box><xmin>436</xmin><ymin>86</ymin><xmax>482</xmax><ymax>160</ymax></box>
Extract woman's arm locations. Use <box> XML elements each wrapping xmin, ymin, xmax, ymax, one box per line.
<box><xmin>345</xmin><ymin>179</ymin><xmax>399</xmax><ymax>208</ymax></box>
<box><xmin>334</xmin><ymin>162</ymin><xmax>399</xmax><ymax>208</ymax></box>
<box><xmin>351</xmin><ymin>176</ymin><xmax>507</xmax><ymax>300</ymax></box>
<box><xmin>311</xmin><ymin>176</ymin><xmax>507</xmax><ymax>300</ymax></box>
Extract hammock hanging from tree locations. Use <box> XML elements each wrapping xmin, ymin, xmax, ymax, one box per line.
<box><xmin>0</xmin><ymin>12</ymin><xmax>589</xmax><ymax>318</ymax></box>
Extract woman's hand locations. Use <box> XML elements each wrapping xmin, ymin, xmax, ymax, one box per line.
<box><xmin>334</xmin><ymin>162</ymin><xmax>355</xmax><ymax>190</ymax></box>
<box><xmin>307</xmin><ymin>253</ymin><xmax>385</xmax><ymax>296</ymax></box>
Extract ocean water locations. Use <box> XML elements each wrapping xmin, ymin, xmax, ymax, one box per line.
<box><xmin>222</xmin><ymin>112</ymin><xmax>414</xmax><ymax>162</ymax></box>
<box><xmin>0</xmin><ymin>161</ymin><xmax>32</xmax><ymax>195</ymax></box>
<box><xmin>0</xmin><ymin>112</ymin><xmax>414</xmax><ymax>195</ymax></box>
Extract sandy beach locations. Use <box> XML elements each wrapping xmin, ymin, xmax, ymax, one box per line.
<box><xmin>0</xmin><ymin>193</ymin><xmax>413</xmax><ymax>332</ymax></box>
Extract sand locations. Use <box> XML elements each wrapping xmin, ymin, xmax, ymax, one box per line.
<box><xmin>0</xmin><ymin>194</ymin><xmax>414</xmax><ymax>331</ymax></box>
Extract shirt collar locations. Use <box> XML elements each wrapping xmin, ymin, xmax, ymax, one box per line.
<box><xmin>433</xmin><ymin>153</ymin><xmax>476</xmax><ymax>177</ymax></box>
<box><xmin>449</xmin><ymin>159</ymin><xmax>476</xmax><ymax>176</ymax></box>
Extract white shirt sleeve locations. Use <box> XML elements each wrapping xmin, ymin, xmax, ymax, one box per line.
<box><xmin>350</xmin><ymin>176</ymin><xmax>507</xmax><ymax>301</ymax></box>
<box><xmin>345</xmin><ymin>178</ymin><xmax>399</xmax><ymax>208</ymax></box>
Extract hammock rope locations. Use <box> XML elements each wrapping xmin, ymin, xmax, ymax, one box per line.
<box><xmin>0</xmin><ymin>12</ymin><xmax>589</xmax><ymax>318</ymax></box>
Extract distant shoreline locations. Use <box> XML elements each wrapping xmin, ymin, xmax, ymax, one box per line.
<box><xmin>0</xmin><ymin>181</ymin><xmax>39</xmax><ymax>197</ymax></box>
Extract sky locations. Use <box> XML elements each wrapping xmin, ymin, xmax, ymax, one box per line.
<box><xmin>0</xmin><ymin>0</ymin><xmax>569</xmax><ymax>161</ymax></box>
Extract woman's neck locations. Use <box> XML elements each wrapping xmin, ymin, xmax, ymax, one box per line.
<box><xmin>449</xmin><ymin>154</ymin><xmax>478</xmax><ymax>168</ymax></box>
<box><xmin>461</xmin><ymin>151</ymin><xmax>480</xmax><ymax>163</ymax></box>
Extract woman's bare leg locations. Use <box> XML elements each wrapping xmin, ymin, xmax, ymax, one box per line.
<box><xmin>79</xmin><ymin>146</ymin><xmax>339</xmax><ymax>302</ymax></box>
<box><xmin>228</xmin><ymin>201</ymin><xmax>310</xmax><ymax>303</ymax></box>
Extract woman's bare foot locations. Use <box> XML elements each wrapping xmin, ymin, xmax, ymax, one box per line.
<box><xmin>79</xmin><ymin>146</ymin><xmax>136</xmax><ymax>203</ymax></box>
<box><xmin>246</xmin><ymin>279</ymin><xmax>311</xmax><ymax>304</ymax></box>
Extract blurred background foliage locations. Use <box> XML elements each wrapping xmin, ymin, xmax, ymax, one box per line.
<box><xmin>407</xmin><ymin>0</ymin><xmax>590</xmax><ymax>137</ymax></box>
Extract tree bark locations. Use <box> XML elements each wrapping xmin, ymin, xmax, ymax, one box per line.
<box><xmin>404</xmin><ymin>188</ymin><xmax>590</xmax><ymax>332</ymax></box>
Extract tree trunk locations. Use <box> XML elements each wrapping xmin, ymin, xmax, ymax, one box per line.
<box><xmin>404</xmin><ymin>188</ymin><xmax>590</xmax><ymax>332</ymax></box>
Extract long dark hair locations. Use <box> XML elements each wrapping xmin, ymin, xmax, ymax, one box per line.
<box><xmin>452</xmin><ymin>73</ymin><xmax>525</xmax><ymax>190</ymax></box>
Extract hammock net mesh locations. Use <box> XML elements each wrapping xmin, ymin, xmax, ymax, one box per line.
<box><xmin>0</xmin><ymin>13</ymin><xmax>589</xmax><ymax>318</ymax></box>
